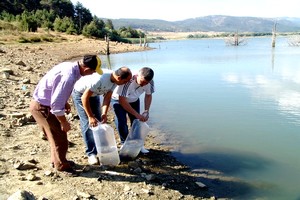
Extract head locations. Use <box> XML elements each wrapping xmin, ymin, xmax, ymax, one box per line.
<box><xmin>112</xmin><ymin>67</ymin><xmax>132</xmax><ymax>85</ymax></box>
<box><xmin>136</xmin><ymin>67</ymin><xmax>154</xmax><ymax>86</ymax></box>
<box><xmin>80</xmin><ymin>54</ymin><xmax>103</xmax><ymax>76</ymax></box>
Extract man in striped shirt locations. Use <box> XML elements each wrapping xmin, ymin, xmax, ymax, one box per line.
<box><xmin>30</xmin><ymin>55</ymin><xmax>102</xmax><ymax>174</ymax></box>
<box><xmin>111</xmin><ymin>67</ymin><xmax>155</xmax><ymax>154</ymax></box>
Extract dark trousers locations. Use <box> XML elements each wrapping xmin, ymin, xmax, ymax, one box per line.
<box><xmin>29</xmin><ymin>100</ymin><xmax>71</xmax><ymax>171</ymax></box>
<box><xmin>111</xmin><ymin>98</ymin><xmax>140</xmax><ymax>143</ymax></box>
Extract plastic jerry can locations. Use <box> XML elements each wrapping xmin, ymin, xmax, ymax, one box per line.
<box><xmin>91</xmin><ymin>123</ymin><xmax>120</xmax><ymax>166</ymax></box>
<box><xmin>119</xmin><ymin>119</ymin><xmax>150</xmax><ymax>159</ymax></box>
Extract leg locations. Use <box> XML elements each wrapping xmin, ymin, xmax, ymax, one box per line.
<box><xmin>128</xmin><ymin>99</ymin><xmax>140</xmax><ymax>125</ymax></box>
<box><xmin>71</xmin><ymin>91</ymin><xmax>98</xmax><ymax>156</ymax></box>
<box><xmin>111</xmin><ymin>99</ymin><xmax>129</xmax><ymax>143</ymax></box>
<box><xmin>30</xmin><ymin>100</ymin><xmax>71</xmax><ymax>171</ymax></box>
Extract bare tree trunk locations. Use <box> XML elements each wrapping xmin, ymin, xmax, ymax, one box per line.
<box><xmin>139</xmin><ymin>36</ymin><xmax>142</xmax><ymax>47</ymax></box>
<box><xmin>143</xmin><ymin>35</ymin><xmax>147</xmax><ymax>47</ymax></box>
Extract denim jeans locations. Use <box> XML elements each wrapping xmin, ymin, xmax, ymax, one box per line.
<box><xmin>111</xmin><ymin>98</ymin><xmax>140</xmax><ymax>143</ymax></box>
<box><xmin>72</xmin><ymin>90</ymin><xmax>101</xmax><ymax>156</ymax></box>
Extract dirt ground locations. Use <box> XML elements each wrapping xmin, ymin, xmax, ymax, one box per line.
<box><xmin>0</xmin><ymin>32</ymin><xmax>225</xmax><ymax>200</ymax></box>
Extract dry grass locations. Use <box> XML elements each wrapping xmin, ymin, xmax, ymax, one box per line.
<box><xmin>0</xmin><ymin>28</ymin><xmax>88</xmax><ymax>44</ymax></box>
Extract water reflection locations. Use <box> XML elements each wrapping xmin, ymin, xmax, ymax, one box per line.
<box><xmin>222</xmin><ymin>66</ymin><xmax>300</xmax><ymax>125</ymax></box>
<box><xmin>172</xmin><ymin>150</ymin><xmax>281</xmax><ymax>199</ymax></box>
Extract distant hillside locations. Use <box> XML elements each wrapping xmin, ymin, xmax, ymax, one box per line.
<box><xmin>110</xmin><ymin>15</ymin><xmax>300</xmax><ymax>33</ymax></box>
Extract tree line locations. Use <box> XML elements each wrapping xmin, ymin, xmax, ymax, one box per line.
<box><xmin>0</xmin><ymin>0</ymin><xmax>145</xmax><ymax>43</ymax></box>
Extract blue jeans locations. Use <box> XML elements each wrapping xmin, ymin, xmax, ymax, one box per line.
<box><xmin>72</xmin><ymin>90</ymin><xmax>101</xmax><ymax>156</ymax></box>
<box><xmin>111</xmin><ymin>98</ymin><xmax>140</xmax><ymax>143</ymax></box>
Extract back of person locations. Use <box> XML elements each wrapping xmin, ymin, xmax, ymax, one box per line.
<box><xmin>74</xmin><ymin>69</ymin><xmax>114</xmax><ymax>96</ymax></box>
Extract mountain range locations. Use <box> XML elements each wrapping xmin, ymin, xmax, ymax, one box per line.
<box><xmin>110</xmin><ymin>15</ymin><xmax>300</xmax><ymax>33</ymax></box>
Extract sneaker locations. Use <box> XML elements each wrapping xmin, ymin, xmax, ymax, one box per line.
<box><xmin>140</xmin><ymin>146</ymin><xmax>149</xmax><ymax>154</ymax></box>
<box><xmin>88</xmin><ymin>154</ymin><xmax>99</xmax><ymax>165</ymax></box>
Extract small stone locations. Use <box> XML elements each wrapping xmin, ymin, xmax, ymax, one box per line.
<box><xmin>145</xmin><ymin>174</ymin><xmax>156</xmax><ymax>181</ymax></box>
<box><xmin>76</xmin><ymin>191</ymin><xmax>91</xmax><ymax>198</ymax></box>
<box><xmin>26</xmin><ymin>173</ymin><xmax>37</xmax><ymax>181</ymax></box>
<box><xmin>7</xmin><ymin>190</ymin><xmax>35</xmax><ymax>200</ymax></box>
<box><xmin>123</xmin><ymin>185</ymin><xmax>131</xmax><ymax>192</ymax></box>
<box><xmin>14</xmin><ymin>162</ymin><xmax>37</xmax><ymax>170</ymax></box>
<box><xmin>44</xmin><ymin>170</ymin><xmax>53</xmax><ymax>176</ymax></box>
<box><xmin>195</xmin><ymin>181</ymin><xmax>207</xmax><ymax>188</ymax></box>
<box><xmin>2</xmin><ymin>72</ymin><xmax>9</xmax><ymax>79</ymax></box>
<box><xmin>16</xmin><ymin>60</ymin><xmax>26</xmax><ymax>66</ymax></box>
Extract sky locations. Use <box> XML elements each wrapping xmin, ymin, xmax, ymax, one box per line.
<box><xmin>70</xmin><ymin>0</ymin><xmax>300</xmax><ymax>21</ymax></box>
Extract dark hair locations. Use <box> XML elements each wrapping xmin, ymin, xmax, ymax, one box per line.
<box><xmin>140</xmin><ymin>67</ymin><xmax>154</xmax><ymax>81</ymax></box>
<box><xmin>83</xmin><ymin>55</ymin><xmax>98</xmax><ymax>69</ymax></box>
<box><xmin>115</xmin><ymin>67</ymin><xmax>131</xmax><ymax>79</ymax></box>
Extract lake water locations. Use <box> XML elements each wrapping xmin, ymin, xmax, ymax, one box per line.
<box><xmin>100</xmin><ymin>37</ymin><xmax>300</xmax><ymax>199</ymax></box>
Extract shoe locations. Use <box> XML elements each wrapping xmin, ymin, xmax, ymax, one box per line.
<box><xmin>50</xmin><ymin>160</ymin><xmax>76</xmax><ymax>169</ymax></box>
<box><xmin>140</xmin><ymin>146</ymin><xmax>149</xmax><ymax>154</ymax></box>
<box><xmin>88</xmin><ymin>154</ymin><xmax>99</xmax><ymax>165</ymax></box>
<box><xmin>57</xmin><ymin>167</ymin><xmax>78</xmax><ymax>177</ymax></box>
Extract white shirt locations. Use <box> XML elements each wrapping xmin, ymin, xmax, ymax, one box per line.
<box><xmin>112</xmin><ymin>74</ymin><xmax>155</xmax><ymax>103</ymax></box>
<box><xmin>74</xmin><ymin>70</ymin><xmax>116</xmax><ymax>97</ymax></box>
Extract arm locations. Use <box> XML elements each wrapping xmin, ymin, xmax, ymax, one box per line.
<box><xmin>56</xmin><ymin>115</ymin><xmax>71</xmax><ymax>132</ymax></box>
<box><xmin>101</xmin><ymin>91</ymin><xmax>113</xmax><ymax>123</ymax></box>
<box><xmin>142</xmin><ymin>94</ymin><xmax>152</xmax><ymax>120</ymax></box>
<box><xmin>81</xmin><ymin>88</ymin><xmax>99</xmax><ymax>127</ymax></box>
<box><xmin>144</xmin><ymin>94</ymin><xmax>152</xmax><ymax>111</ymax></box>
<box><xmin>119</xmin><ymin>96</ymin><xmax>146</xmax><ymax>121</ymax></box>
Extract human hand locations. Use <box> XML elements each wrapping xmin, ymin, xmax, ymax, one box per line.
<box><xmin>89</xmin><ymin>116</ymin><xmax>99</xmax><ymax>127</ymax></box>
<box><xmin>137</xmin><ymin>113</ymin><xmax>147</xmax><ymax>122</ymax></box>
<box><xmin>101</xmin><ymin>114</ymin><xmax>107</xmax><ymax>124</ymax></box>
<box><xmin>142</xmin><ymin>110</ymin><xmax>149</xmax><ymax>119</ymax></box>
<box><xmin>61</xmin><ymin>121</ymin><xmax>71</xmax><ymax>132</ymax></box>
<box><xmin>65</xmin><ymin>102</ymin><xmax>71</xmax><ymax>114</ymax></box>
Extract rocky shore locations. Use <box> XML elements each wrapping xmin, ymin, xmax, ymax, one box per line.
<box><xmin>0</xmin><ymin>35</ymin><xmax>219</xmax><ymax>200</ymax></box>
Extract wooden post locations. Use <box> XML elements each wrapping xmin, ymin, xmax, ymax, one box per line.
<box><xmin>234</xmin><ymin>30</ymin><xmax>239</xmax><ymax>46</ymax></box>
<box><xmin>272</xmin><ymin>22</ymin><xmax>277</xmax><ymax>48</ymax></box>
<box><xmin>106</xmin><ymin>39</ymin><xmax>110</xmax><ymax>55</ymax></box>
<box><xmin>104</xmin><ymin>35</ymin><xmax>110</xmax><ymax>55</ymax></box>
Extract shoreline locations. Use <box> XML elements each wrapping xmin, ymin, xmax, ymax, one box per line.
<box><xmin>0</xmin><ymin>36</ymin><xmax>221</xmax><ymax>199</ymax></box>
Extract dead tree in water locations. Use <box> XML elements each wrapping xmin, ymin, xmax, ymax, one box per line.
<box><xmin>271</xmin><ymin>22</ymin><xmax>277</xmax><ymax>48</ymax></box>
<box><xmin>143</xmin><ymin>35</ymin><xmax>147</xmax><ymax>47</ymax></box>
<box><xmin>225</xmin><ymin>30</ymin><xmax>247</xmax><ymax>46</ymax></box>
<box><xmin>139</xmin><ymin>36</ymin><xmax>142</xmax><ymax>47</ymax></box>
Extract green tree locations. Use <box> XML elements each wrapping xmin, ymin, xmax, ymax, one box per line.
<box><xmin>105</xmin><ymin>19</ymin><xmax>114</xmax><ymax>30</ymax></box>
<box><xmin>34</xmin><ymin>9</ymin><xmax>55</xmax><ymax>29</ymax></box>
<box><xmin>73</xmin><ymin>2</ymin><xmax>92</xmax><ymax>33</ymax></box>
<box><xmin>19</xmin><ymin>10</ymin><xmax>38</xmax><ymax>32</ymax></box>
<box><xmin>1</xmin><ymin>0</ymin><xmax>41</xmax><ymax>15</ymax></box>
<box><xmin>82</xmin><ymin>17</ymin><xmax>106</xmax><ymax>38</ymax></box>
<box><xmin>40</xmin><ymin>0</ymin><xmax>74</xmax><ymax>18</ymax></box>
<box><xmin>0</xmin><ymin>11</ymin><xmax>16</xmax><ymax>21</ymax></box>
<box><xmin>53</xmin><ymin>16</ymin><xmax>75</xmax><ymax>33</ymax></box>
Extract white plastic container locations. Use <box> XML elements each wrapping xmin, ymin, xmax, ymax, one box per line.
<box><xmin>119</xmin><ymin>119</ymin><xmax>150</xmax><ymax>159</ymax></box>
<box><xmin>91</xmin><ymin>124</ymin><xmax>120</xmax><ymax>166</ymax></box>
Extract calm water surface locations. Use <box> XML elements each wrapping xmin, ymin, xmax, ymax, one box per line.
<box><xmin>100</xmin><ymin>37</ymin><xmax>300</xmax><ymax>199</ymax></box>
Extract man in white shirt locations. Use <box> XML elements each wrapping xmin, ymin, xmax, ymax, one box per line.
<box><xmin>111</xmin><ymin>67</ymin><xmax>155</xmax><ymax>153</ymax></box>
<box><xmin>72</xmin><ymin>67</ymin><xmax>132</xmax><ymax>165</ymax></box>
